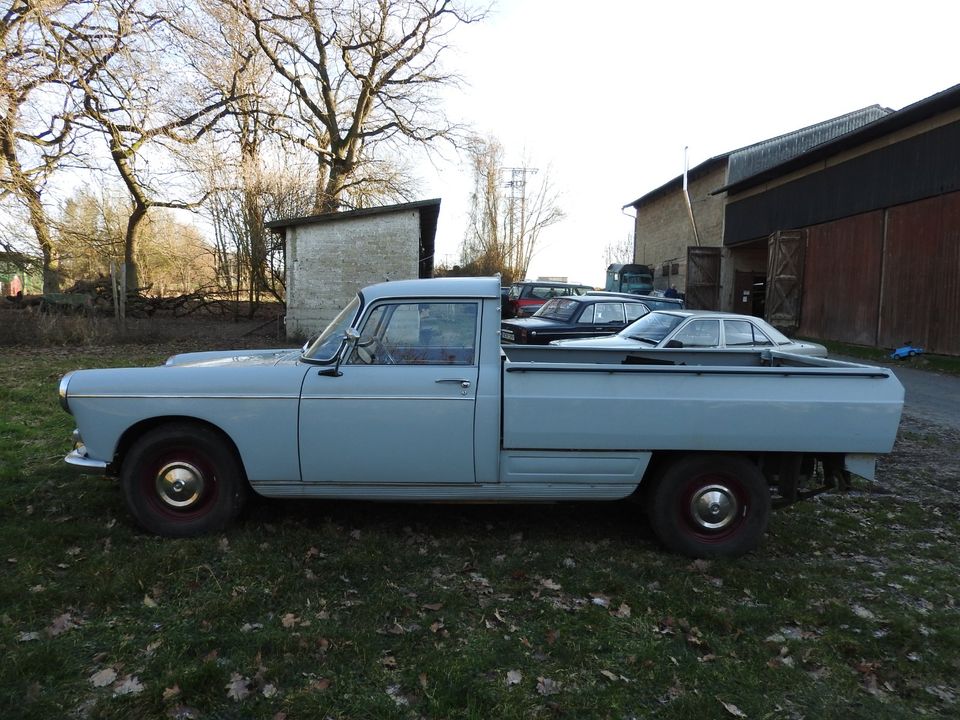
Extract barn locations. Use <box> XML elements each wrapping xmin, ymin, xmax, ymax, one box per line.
<box><xmin>720</xmin><ymin>84</ymin><xmax>960</xmax><ymax>356</ymax></box>
<box><xmin>624</xmin><ymin>83</ymin><xmax>960</xmax><ymax>355</ymax></box>
<box><xmin>266</xmin><ymin>199</ymin><xmax>440</xmax><ymax>339</ymax></box>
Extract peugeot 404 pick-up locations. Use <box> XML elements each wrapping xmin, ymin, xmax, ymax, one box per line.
<box><xmin>59</xmin><ymin>277</ymin><xmax>904</xmax><ymax>557</ymax></box>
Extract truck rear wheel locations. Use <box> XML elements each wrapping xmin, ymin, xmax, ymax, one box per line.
<box><xmin>647</xmin><ymin>454</ymin><xmax>770</xmax><ymax>558</ymax></box>
<box><xmin>121</xmin><ymin>422</ymin><xmax>248</xmax><ymax>537</ymax></box>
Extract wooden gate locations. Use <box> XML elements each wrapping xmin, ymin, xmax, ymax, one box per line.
<box><xmin>685</xmin><ymin>246</ymin><xmax>721</xmax><ymax>310</ymax></box>
<box><xmin>765</xmin><ymin>230</ymin><xmax>806</xmax><ymax>331</ymax></box>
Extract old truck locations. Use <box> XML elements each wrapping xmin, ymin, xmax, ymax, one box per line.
<box><xmin>59</xmin><ymin>277</ymin><xmax>904</xmax><ymax>557</ymax></box>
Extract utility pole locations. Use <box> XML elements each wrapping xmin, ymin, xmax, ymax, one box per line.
<box><xmin>504</xmin><ymin>166</ymin><xmax>538</xmax><ymax>272</ymax></box>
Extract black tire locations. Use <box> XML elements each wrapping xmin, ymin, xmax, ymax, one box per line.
<box><xmin>121</xmin><ymin>422</ymin><xmax>248</xmax><ymax>537</ymax></box>
<box><xmin>647</xmin><ymin>454</ymin><xmax>771</xmax><ymax>558</ymax></box>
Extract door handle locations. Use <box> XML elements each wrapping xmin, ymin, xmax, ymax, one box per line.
<box><xmin>435</xmin><ymin>379</ymin><xmax>471</xmax><ymax>389</ymax></box>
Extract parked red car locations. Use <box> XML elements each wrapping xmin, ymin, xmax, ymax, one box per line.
<box><xmin>503</xmin><ymin>281</ymin><xmax>593</xmax><ymax>318</ymax></box>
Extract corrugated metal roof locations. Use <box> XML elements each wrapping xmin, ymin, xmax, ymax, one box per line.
<box><xmin>623</xmin><ymin>106</ymin><xmax>893</xmax><ymax>210</ymax></box>
<box><xmin>725</xmin><ymin>105</ymin><xmax>892</xmax><ymax>186</ymax></box>
<box><xmin>717</xmin><ymin>83</ymin><xmax>960</xmax><ymax>195</ymax></box>
<box><xmin>622</xmin><ymin>154</ymin><xmax>729</xmax><ymax>209</ymax></box>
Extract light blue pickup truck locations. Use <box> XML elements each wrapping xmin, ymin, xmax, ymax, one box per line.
<box><xmin>59</xmin><ymin>277</ymin><xmax>904</xmax><ymax>557</ymax></box>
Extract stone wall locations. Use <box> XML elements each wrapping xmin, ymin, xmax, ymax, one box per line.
<box><xmin>285</xmin><ymin>211</ymin><xmax>421</xmax><ymax>338</ymax></box>
<box><xmin>632</xmin><ymin>163</ymin><xmax>727</xmax><ymax>292</ymax></box>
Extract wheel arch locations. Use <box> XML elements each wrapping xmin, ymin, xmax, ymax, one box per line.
<box><xmin>640</xmin><ymin>450</ymin><xmax>765</xmax><ymax>494</ymax></box>
<box><xmin>114</xmin><ymin>416</ymin><xmax>248</xmax><ymax>482</ymax></box>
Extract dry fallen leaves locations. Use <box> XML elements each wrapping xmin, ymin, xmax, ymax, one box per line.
<box><xmin>719</xmin><ymin>699</ymin><xmax>747</xmax><ymax>717</ymax></box>
<box><xmin>47</xmin><ymin>613</ymin><xmax>80</xmax><ymax>637</ymax></box>
<box><xmin>113</xmin><ymin>676</ymin><xmax>144</xmax><ymax>697</ymax></box>
<box><xmin>89</xmin><ymin>668</ymin><xmax>117</xmax><ymax>688</ymax></box>
<box><xmin>506</xmin><ymin>670</ymin><xmax>522</xmax><ymax>686</ymax></box>
<box><xmin>281</xmin><ymin>613</ymin><xmax>300</xmax><ymax>629</ymax></box>
<box><xmin>536</xmin><ymin>677</ymin><xmax>561</xmax><ymax>696</ymax></box>
<box><xmin>612</xmin><ymin>603</ymin><xmax>631</xmax><ymax>618</ymax></box>
<box><xmin>226</xmin><ymin>673</ymin><xmax>251</xmax><ymax>701</ymax></box>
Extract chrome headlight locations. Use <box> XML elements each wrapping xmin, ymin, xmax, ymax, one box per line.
<box><xmin>58</xmin><ymin>372</ymin><xmax>75</xmax><ymax>414</ymax></box>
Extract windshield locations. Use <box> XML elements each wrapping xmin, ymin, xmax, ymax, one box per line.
<box><xmin>620</xmin><ymin>311</ymin><xmax>685</xmax><ymax>344</ymax></box>
<box><xmin>533</xmin><ymin>297</ymin><xmax>579</xmax><ymax>320</ymax></box>
<box><xmin>302</xmin><ymin>296</ymin><xmax>361</xmax><ymax>362</ymax></box>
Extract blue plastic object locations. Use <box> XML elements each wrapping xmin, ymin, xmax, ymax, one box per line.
<box><xmin>890</xmin><ymin>343</ymin><xmax>923</xmax><ymax>360</ymax></box>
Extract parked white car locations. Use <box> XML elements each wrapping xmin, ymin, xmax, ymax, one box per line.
<box><xmin>551</xmin><ymin>310</ymin><xmax>828</xmax><ymax>357</ymax></box>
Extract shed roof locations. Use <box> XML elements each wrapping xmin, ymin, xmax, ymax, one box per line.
<box><xmin>265</xmin><ymin>197</ymin><xmax>441</xmax><ymax>230</ymax></box>
<box><xmin>716</xmin><ymin>83</ymin><xmax>960</xmax><ymax>195</ymax></box>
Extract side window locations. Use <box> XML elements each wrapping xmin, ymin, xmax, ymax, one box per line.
<box><xmin>672</xmin><ymin>319</ymin><xmax>720</xmax><ymax>348</ymax></box>
<box><xmin>724</xmin><ymin>319</ymin><xmax>773</xmax><ymax>347</ymax></box>
<box><xmin>577</xmin><ymin>305</ymin><xmax>595</xmax><ymax>324</ymax></box>
<box><xmin>349</xmin><ymin>302</ymin><xmax>478</xmax><ymax>365</ymax></box>
<box><xmin>625</xmin><ymin>303</ymin><xmax>648</xmax><ymax>322</ymax></box>
<box><xmin>594</xmin><ymin>302</ymin><xmax>626</xmax><ymax>324</ymax></box>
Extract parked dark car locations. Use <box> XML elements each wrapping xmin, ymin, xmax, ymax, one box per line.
<box><xmin>585</xmin><ymin>290</ymin><xmax>685</xmax><ymax>311</ymax></box>
<box><xmin>504</xmin><ymin>280</ymin><xmax>594</xmax><ymax>318</ymax></box>
<box><xmin>500</xmin><ymin>295</ymin><xmax>650</xmax><ymax>345</ymax></box>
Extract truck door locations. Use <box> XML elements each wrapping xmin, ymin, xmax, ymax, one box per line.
<box><xmin>298</xmin><ymin>300</ymin><xmax>480</xmax><ymax>484</ymax></box>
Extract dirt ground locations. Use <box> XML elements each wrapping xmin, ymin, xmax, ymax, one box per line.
<box><xmin>879</xmin><ymin>410</ymin><xmax>960</xmax><ymax>506</ymax></box>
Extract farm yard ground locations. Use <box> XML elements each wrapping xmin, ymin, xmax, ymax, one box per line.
<box><xmin>0</xmin><ymin>326</ymin><xmax>958</xmax><ymax>720</ymax></box>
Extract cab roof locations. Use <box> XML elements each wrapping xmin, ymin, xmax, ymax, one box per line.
<box><xmin>360</xmin><ymin>276</ymin><xmax>501</xmax><ymax>303</ymax></box>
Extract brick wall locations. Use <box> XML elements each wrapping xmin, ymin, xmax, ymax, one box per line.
<box><xmin>285</xmin><ymin>211</ymin><xmax>421</xmax><ymax>338</ymax></box>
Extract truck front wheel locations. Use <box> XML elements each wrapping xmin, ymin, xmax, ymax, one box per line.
<box><xmin>647</xmin><ymin>455</ymin><xmax>771</xmax><ymax>558</ymax></box>
<box><xmin>121</xmin><ymin>422</ymin><xmax>248</xmax><ymax>537</ymax></box>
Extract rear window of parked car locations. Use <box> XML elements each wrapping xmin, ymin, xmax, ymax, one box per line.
<box><xmin>533</xmin><ymin>298</ymin><xmax>580</xmax><ymax>320</ymax></box>
<box><xmin>509</xmin><ymin>283</ymin><xmax>591</xmax><ymax>300</ymax></box>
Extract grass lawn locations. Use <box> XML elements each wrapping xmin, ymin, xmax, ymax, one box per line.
<box><xmin>1</xmin><ymin>344</ymin><xmax>958</xmax><ymax>719</ymax></box>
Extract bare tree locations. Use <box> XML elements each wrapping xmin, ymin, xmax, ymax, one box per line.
<box><xmin>69</xmin><ymin>0</ymin><xmax>242</xmax><ymax>290</ymax></box>
<box><xmin>0</xmin><ymin>0</ymin><xmax>91</xmax><ymax>292</ymax></box>
<box><xmin>604</xmin><ymin>233</ymin><xmax>634</xmax><ymax>266</ymax></box>
<box><xmin>231</xmin><ymin>0</ymin><xmax>484</xmax><ymax>213</ymax></box>
<box><xmin>55</xmin><ymin>187</ymin><xmax>216</xmax><ymax>294</ymax></box>
<box><xmin>461</xmin><ymin>136</ymin><xmax>565</xmax><ymax>282</ymax></box>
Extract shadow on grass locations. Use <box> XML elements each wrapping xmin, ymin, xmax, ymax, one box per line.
<box><xmin>244</xmin><ymin>494</ymin><xmax>657</xmax><ymax>545</ymax></box>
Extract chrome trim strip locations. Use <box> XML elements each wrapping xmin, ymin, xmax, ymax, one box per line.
<box><xmin>64</xmin><ymin>447</ymin><xmax>109</xmax><ymax>474</ymax></box>
<box><xmin>67</xmin><ymin>394</ymin><xmax>299</xmax><ymax>400</ymax></box>
<box><xmin>301</xmin><ymin>396</ymin><xmax>473</xmax><ymax>401</ymax></box>
<box><xmin>59</xmin><ymin>372</ymin><xmax>74</xmax><ymax>412</ymax></box>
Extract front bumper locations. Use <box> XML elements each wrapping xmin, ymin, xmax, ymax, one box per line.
<box><xmin>64</xmin><ymin>445</ymin><xmax>110</xmax><ymax>474</ymax></box>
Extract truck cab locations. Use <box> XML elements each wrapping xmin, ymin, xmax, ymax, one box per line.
<box><xmin>605</xmin><ymin>263</ymin><xmax>655</xmax><ymax>295</ymax></box>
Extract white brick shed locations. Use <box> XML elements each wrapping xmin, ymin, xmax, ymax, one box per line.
<box><xmin>266</xmin><ymin>199</ymin><xmax>440</xmax><ymax>339</ymax></box>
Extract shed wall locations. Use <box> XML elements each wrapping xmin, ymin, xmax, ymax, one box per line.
<box><xmin>285</xmin><ymin>211</ymin><xmax>421</xmax><ymax>338</ymax></box>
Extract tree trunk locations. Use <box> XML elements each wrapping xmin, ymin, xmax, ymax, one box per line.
<box><xmin>25</xmin><ymin>189</ymin><xmax>61</xmax><ymax>294</ymax></box>
<box><xmin>124</xmin><ymin>203</ymin><xmax>147</xmax><ymax>291</ymax></box>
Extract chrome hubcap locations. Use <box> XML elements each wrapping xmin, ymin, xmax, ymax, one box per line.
<box><xmin>155</xmin><ymin>462</ymin><xmax>205</xmax><ymax>509</ymax></box>
<box><xmin>690</xmin><ymin>484</ymin><xmax>738</xmax><ymax>530</ymax></box>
